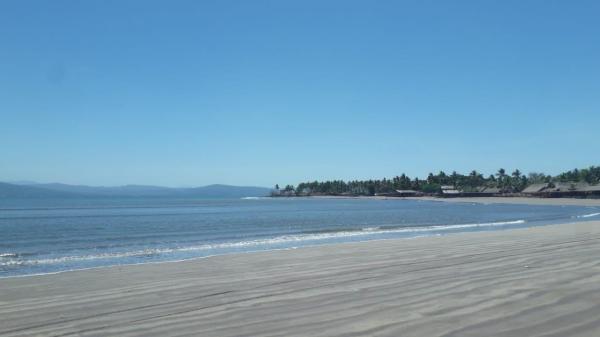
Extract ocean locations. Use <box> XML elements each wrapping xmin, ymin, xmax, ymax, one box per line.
<box><xmin>1</xmin><ymin>197</ymin><xmax>599</xmax><ymax>277</ymax></box>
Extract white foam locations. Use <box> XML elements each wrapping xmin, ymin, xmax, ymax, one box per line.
<box><xmin>0</xmin><ymin>253</ymin><xmax>17</xmax><ymax>258</ymax></box>
<box><xmin>0</xmin><ymin>219</ymin><xmax>526</xmax><ymax>267</ymax></box>
<box><xmin>576</xmin><ymin>212</ymin><xmax>600</xmax><ymax>219</ymax></box>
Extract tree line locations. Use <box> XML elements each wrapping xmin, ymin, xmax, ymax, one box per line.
<box><xmin>274</xmin><ymin>166</ymin><xmax>600</xmax><ymax>196</ymax></box>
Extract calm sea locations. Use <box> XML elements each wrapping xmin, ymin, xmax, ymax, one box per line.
<box><xmin>1</xmin><ymin>197</ymin><xmax>598</xmax><ymax>277</ymax></box>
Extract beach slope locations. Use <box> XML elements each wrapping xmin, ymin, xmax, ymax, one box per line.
<box><xmin>1</xmin><ymin>221</ymin><xmax>600</xmax><ymax>336</ymax></box>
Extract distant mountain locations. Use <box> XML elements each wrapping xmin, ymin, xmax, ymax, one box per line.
<box><xmin>0</xmin><ymin>182</ymin><xmax>272</xmax><ymax>198</ymax></box>
<box><xmin>0</xmin><ymin>182</ymin><xmax>80</xmax><ymax>198</ymax></box>
<box><xmin>25</xmin><ymin>183</ymin><xmax>178</xmax><ymax>197</ymax></box>
<box><xmin>10</xmin><ymin>180</ymin><xmax>40</xmax><ymax>185</ymax></box>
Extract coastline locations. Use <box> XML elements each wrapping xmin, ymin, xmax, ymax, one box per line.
<box><xmin>404</xmin><ymin>196</ymin><xmax>600</xmax><ymax>206</ymax></box>
<box><xmin>308</xmin><ymin>195</ymin><xmax>600</xmax><ymax>206</ymax></box>
<box><xmin>5</xmin><ymin>197</ymin><xmax>598</xmax><ymax>279</ymax></box>
<box><xmin>2</xmin><ymin>220</ymin><xmax>600</xmax><ymax>336</ymax></box>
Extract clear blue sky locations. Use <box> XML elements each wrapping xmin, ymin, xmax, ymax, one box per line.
<box><xmin>1</xmin><ymin>0</ymin><xmax>599</xmax><ymax>187</ymax></box>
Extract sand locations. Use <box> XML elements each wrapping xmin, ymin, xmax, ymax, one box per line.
<box><xmin>2</xmin><ymin>221</ymin><xmax>600</xmax><ymax>337</ymax></box>
<box><xmin>312</xmin><ymin>195</ymin><xmax>600</xmax><ymax>206</ymax></box>
<box><xmin>403</xmin><ymin>196</ymin><xmax>600</xmax><ymax>207</ymax></box>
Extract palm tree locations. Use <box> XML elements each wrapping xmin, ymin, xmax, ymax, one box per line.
<box><xmin>451</xmin><ymin>171</ymin><xmax>459</xmax><ymax>186</ymax></box>
<box><xmin>511</xmin><ymin>169</ymin><xmax>522</xmax><ymax>191</ymax></box>
<box><xmin>497</xmin><ymin>168</ymin><xmax>507</xmax><ymax>190</ymax></box>
<box><xmin>427</xmin><ymin>173</ymin><xmax>435</xmax><ymax>185</ymax></box>
<box><xmin>468</xmin><ymin>170</ymin><xmax>479</xmax><ymax>189</ymax></box>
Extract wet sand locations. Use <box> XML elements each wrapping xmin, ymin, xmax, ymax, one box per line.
<box><xmin>1</xmin><ymin>221</ymin><xmax>600</xmax><ymax>337</ymax></box>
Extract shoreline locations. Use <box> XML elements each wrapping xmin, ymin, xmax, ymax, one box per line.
<box><xmin>3</xmin><ymin>196</ymin><xmax>599</xmax><ymax>279</ymax></box>
<box><xmin>0</xmin><ymin>219</ymin><xmax>528</xmax><ymax>280</ymax></box>
<box><xmin>2</xmin><ymin>220</ymin><xmax>600</xmax><ymax>336</ymax></box>
<box><xmin>307</xmin><ymin>195</ymin><xmax>600</xmax><ymax>206</ymax></box>
<box><xmin>405</xmin><ymin>196</ymin><xmax>600</xmax><ymax>206</ymax></box>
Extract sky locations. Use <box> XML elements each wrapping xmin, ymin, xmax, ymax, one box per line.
<box><xmin>1</xmin><ymin>0</ymin><xmax>599</xmax><ymax>187</ymax></box>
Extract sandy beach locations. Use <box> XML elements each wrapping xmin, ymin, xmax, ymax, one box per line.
<box><xmin>404</xmin><ymin>196</ymin><xmax>600</xmax><ymax>207</ymax></box>
<box><xmin>312</xmin><ymin>195</ymin><xmax>600</xmax><ymax>207</ymax></box>
<box><xmin>1</xmin><ymin>220</ymin><xmax>600</xmax><ymax>337</ymax></box>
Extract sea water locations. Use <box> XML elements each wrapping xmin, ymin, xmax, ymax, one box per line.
<box><xmin>1</xmin><ymin>197</ymin><xmax>598</xmax><ymax>277</ymax></box>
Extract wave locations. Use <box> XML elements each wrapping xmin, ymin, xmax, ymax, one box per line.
<box><xmin>0</xmin><ymin>253</ymin><xmax>18</xmax><ymax>258</ymax></box>
<box><xmin>576</xmin><ymin>212</ymin><xmax>600</xmax><ymax>219</ymax></box>
<box><xmin>1</xmin><ymin>219</ymin><xmax>526</xmax><ymax>267</ymax></box>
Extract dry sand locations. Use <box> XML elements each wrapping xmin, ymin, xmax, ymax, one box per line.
<box><xmin>404</xmin><ymin>196</ymin><xmax>600</xmax><ymax>207</ymax></box>
<box><xmin>313</xmin><ymin>195</ymin><xmax>600</xmax><ymax>207</ymax></box>
<box><xmin>2</xmin><ymin>221</ymin><xmax>600</xmax><ymax>337</ymax></box>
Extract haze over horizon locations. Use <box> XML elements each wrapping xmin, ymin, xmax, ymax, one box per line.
<box><xmin>3</xmin><ymin>163</ymin><xmax>599</xmax><ymax>191</ymax></box>
<box><xmin>2</xmin><ymin>1</ymin><xmax>599</xmax><ymax>187</ymax></box>
<box><xmin>5</xmin><ymin>180</ymin><xmax>270</xmax><ymax>189</ymax></box>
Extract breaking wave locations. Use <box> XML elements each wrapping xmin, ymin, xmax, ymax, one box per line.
<box><xmin>0</xmin><ymin>253</ymin><xmax>18</xmax><ymax>258</ymax></box>
<box><xmin>575</xmin><ymin>212</ymin><xmax>600</xmax><ymax>219</ymax></box>
<box><xmin>1</xmin><ymin>219</ymin><xmax>525</xmax><ymax>268</ymax></box>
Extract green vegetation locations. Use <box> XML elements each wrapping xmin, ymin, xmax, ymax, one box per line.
<box><xmin>555</xmin><ymin>167</ymin><xmax>600</xmax><ymax>184</ymax></box>
<box><xmin>274</xmin><ymin>166</ymin><xmax>600</xmax><ymax>197</ymax></box>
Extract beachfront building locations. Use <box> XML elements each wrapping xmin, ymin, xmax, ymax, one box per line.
<box><xmin>580</xmin><ymin>184</ymin><xmax>600</xmax><ymax>196</ymax></box>
<box><xmin>374</xmin><ymin>189</ymin><xmax>423</xmax><ymax>197</ymax></box>
<box><xmin>479</xmin><ymin>187</ymin><xmax>501</xmax><ymax>194</ymax></box>
<box><xmin>395</xmin><ymin>189</ymin><xmax>420</xmax><ymax>197</ymax></box>
<box><xmin>522</xmin><ymin>182</ymin><xmax>600</xmax><ymax>198</ymax></box>
<box><xmin>441</xmin><ymin>185</ymin><xmax>460</xmax><ymax>197</ymax></box>
<box><xmin>522</xmin><ymin>183</ymin><xmax>550</xmax><ymax>194</ymax></box>
<box><xmin>457</xmin><ymin>186</ymin><xmax>502</xmax><ymax>197</ymax></box>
